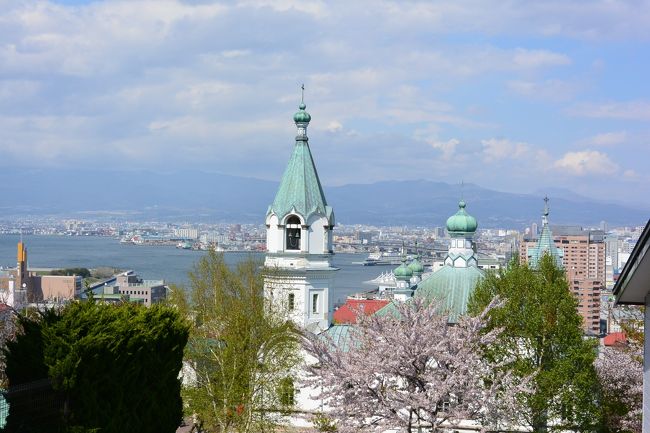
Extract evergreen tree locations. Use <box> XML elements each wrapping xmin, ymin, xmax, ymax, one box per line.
<box><xmin>468</xmin><ymin>253</ymin><xmax>601</xmax><ymax>432</ymax></box>
<box><xmin>2</xmin><ymin>302</ymin><xmax>189</xmax><ymax>433</ymax></box>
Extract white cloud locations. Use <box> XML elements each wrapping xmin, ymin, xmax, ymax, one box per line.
<box><xmin>0</xmin><ymin>0</ymin><xmax>646</xmax><ymax>205</ymax></box>
<box><xmin>237</xmin><ymin>0</ymin><xmax>328</xmax><ymax>17</ymax></box>
<box><xmin>511</xmin><ymin>48</ymin><xmax>571</xmax><ymax>68</ymax></box>
<box><xmin>481</xmin><ymin>138</ymin><xmax>531</xmax><ymax>163</ymax></box>
<box><xmin>623</xmin><ymin>169</ymin><xmax>638</xmax><ymax>179</ymax></box>
<box><xmin>567</xmin><ymin>101</ymin><xmax>650</xmax><ymax>121</ymax></box>
<box><xmin>553</xmin><ymin>150</ymin><xmax>619</xmax><ymax>176</ymax></box>
<box><xmin>507</xmin><ymin>79</ymin><xmax>576</xmax><ymax>102</ymax></box>
<box><xmin>582</xmin><ymin>131</ymin><xmax>627</xmax><ymax>147</ymax></box>
<box><xmin>429</xmin><ymin>138</ymin><xmax>460</xmax><ymax>161</ymax></box>
<box><xmin>326</xmin><ymin>120</ymin><xmax>343</xmax><ymax>132</ymax></box>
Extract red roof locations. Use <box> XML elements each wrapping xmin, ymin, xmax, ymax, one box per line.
<box><xmin>604</xmin><ymin>332</ymin><xmax>627</xmax><ymax>347</ymax></box>
<box><xmin>333</xmin><ymin>298</ymin><xmax>390</xmax><ymax>324</ymax></box>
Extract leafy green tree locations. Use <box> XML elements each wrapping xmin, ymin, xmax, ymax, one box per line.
<box><xmin>49</xmin><ymin>268</ymin><xmax>91</xmax><ymax>278</ymax></box>
<box><xmin>2</xmin><ymin>302</ymin><xmax>189</xmax><ymax>433</ymax></box>
<box><xmin>171</xmin><ymin>251</ymin><xmax>300</xmax><ymax>433</ymax></box>
<box><xmin>468</xmin><ymin>253</ymin><xmax>600</xmax><ymax>432</ymax></box>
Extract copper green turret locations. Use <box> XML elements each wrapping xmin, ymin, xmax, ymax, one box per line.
<box><xmin>267</xmin><ymin>101</ymin><xmax>334</xmax><ymax>225</ymax></box>
<box><xmin>528</xmin><ymin>196</ymin><xmax>563</xmax><ymax>269</ymax></box>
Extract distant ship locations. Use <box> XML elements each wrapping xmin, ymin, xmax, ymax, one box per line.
<box><xmin>362</xmin><ymin>251</ymin><xmax>404</xmax><ymax>266</ymax></box>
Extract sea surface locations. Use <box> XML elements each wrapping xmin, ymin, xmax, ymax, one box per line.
<box><xmin>0</xmin><ymin>235</ymin><xmax>383</xmax><ymax>305</ymax></box>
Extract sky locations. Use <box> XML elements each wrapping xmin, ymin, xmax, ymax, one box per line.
<box><xmin>1</xmin><ymin>0</ymin><xmax>649</xmax><ymax>207</ymax></box>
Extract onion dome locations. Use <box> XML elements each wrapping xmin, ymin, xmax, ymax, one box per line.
<box><xmin>394</xmin><ymin>259</ymin><xmax>413</xmax><ymax>281</ymax></box>
<box><xmin>293</xmin><ymin>102</ymin><xmax>311</xmax><ymax>124</ymax></box>
<box><xmin>408</xmin><ymin>257</ymin><xmax>424</xmax><ymax>275</ymax></box>
<box><xmin>446</xmin><ymin>200</ymin><xmax>478</xmax><ymax>235</ymax></box>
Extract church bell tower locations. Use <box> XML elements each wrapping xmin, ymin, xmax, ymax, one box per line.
<box><xmin>264</xmin><ymin>91</ymin><xmax>337</xmax><ymax>333</ymax></box>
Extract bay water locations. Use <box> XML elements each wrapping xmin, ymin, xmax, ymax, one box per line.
<box><xmin>0</xmin><ymin>235</ymin><xmax>382</xmax><ymax>305</ymax></box>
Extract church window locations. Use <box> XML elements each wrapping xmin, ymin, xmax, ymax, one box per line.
<box><xmin>286</xmin><ymin>215</ymin><xmax>301</xmax><ymax>250</ymax></box>
<box><xmin>312</xmin><ymin>293</ymin><xmax>319</xmax><ymax>314</ymax></box>
<box><xmin>288</xmin><ymin>293</ymin><xmax>295</xmax><ymax>310</ymax></box>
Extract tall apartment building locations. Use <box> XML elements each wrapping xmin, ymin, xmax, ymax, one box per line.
<box><xmin>520</xmin><ymin>199</ymin><xmax>605</xmax><ymax>335</ymax></box>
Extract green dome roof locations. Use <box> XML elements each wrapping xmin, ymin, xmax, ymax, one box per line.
<box><xmin>394</xmin><ymin>260</ymin><xmax>413</xmax><ymax>280</ymax></box>
<box><xmin>293</xmin><ymin>103</ymin><xmax>311</xmax><ymax>123</ymax></box>
<box><xmin>446</xmin><ymin>200</ymin><xmax>478</xmax><ymax>234</ymax></box>
<box><xmin>408</xmin><ymin>258</ymin><xmax>424</xmax><ymax>274</ymax></box>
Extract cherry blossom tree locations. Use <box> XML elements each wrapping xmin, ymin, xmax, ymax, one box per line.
<box><xmin>596</xmin><ymin>344</ymin><xmax>643</xmax><ymax>433</ymax></box>
<box><xmin>303</xmin><ymin>298</ymin><xmax>530</xmax><ymax>433</ymax></box>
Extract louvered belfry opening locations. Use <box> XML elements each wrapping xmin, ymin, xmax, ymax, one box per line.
<box><xmin>286</xmin><ymin>215</ymin><xmax>301</xmax><ymax>250</ymax></box>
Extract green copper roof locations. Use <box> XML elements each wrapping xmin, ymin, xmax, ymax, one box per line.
<box><xmin>293</xmin><ymin>103</ymin><xmax>311</xmax><ymax>123</ymax></box>
<box><xmin>408</xmin><ymin>257</ymin><xmax>424</xmax><ymax>275</ymax></box>
<box><xmin>415</xmin><ymin>265</ymin><xmax>484</xmax><ymax>322</ymax></box>
<box><xmin>528</xmin><ymin>198</ymin><xmax>563</xmax><ymax>269</ymax></box>
<box><xmin>373</xmin><ymin>301</ymin><xmax>400</xmax><ymax>319</ymax></box>
<box><xmin>320</xmin><ymin>324</ymin><xmax>353</xmax><ymax>351</ymax></box>
<box><xmin>267</xmin><ymin>104</ymin><xmax>334</xmax><ymax>224</ymax></box>
<box><xmin>394</xmin><ymin>259</ymin><xmax>413</xmax><ymax>280</ymax></box>
<box><xmin>446</xmin><ymin>200</ymin><xmax>478</xmax><ymax>235</ymax></box>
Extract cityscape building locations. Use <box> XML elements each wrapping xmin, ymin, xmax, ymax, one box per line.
<box><xmin>97</xmin><ymin>272</ymin><xmax>167</xmax><ymax>306</ymax></box>
<box><xmin>0</xmin><ymin>242</ymin><xmax>82</xmax><ymax>307</ymax></box>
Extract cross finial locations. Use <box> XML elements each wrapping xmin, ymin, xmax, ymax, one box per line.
<box><xmin>301</xmin><ymin>83</ymin><xmax>305</xmax><ymax>104</ymax></box>
<box><xmin>543</xmin><ymin>195</ymin><xmax>550</xmax><ymax>217</ymax></box>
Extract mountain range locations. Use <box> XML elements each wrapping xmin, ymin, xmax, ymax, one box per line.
<box><xmin>2</xmin><ymin>168</ymin><xmax>647</xmax><ymax>228</ymax></box>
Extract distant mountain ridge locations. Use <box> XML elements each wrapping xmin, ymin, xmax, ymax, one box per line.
<box><xmin>1</xmin><ymin>168</ymin><xmax>646</xmax><ymax>227</ymax></box>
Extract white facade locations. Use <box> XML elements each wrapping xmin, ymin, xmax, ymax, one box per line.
<box><xmin>263</xmin><ymin>101</ymin><xmax>337</xmax><ymax>334</ymax></box>
<box><xmin>444</xmin><ymin>237</ymin><xmax>478</xmax><ymax>268</ymax></box>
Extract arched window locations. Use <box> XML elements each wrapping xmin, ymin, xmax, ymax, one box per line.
<box><xmin>285</xmin><ymin>215</ymin><xmax>301</xmax><ymax>250</ymax></box>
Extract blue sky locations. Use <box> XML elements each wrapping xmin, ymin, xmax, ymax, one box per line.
<box><xmin>1</xmin><ymin>0</ymin><xmax>649</xmax><ymax>206</ymax></box>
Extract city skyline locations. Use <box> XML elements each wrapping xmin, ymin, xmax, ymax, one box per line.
<box><xmin>0</xmin><ymin>1</ymin><xmax>649</xmax><ymax>208</ymax></box>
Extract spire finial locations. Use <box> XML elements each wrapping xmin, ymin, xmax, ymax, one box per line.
<box><xmin>543</xmin><ymin>195</ymin><xmax>549</xmax><ymax>216</ymax></box>
<box><xmin>542</xmin><ymin>196</ymin><xmax>550</xmax><ymax>226</ymax></box>
<box><xmin>293</xmin><ymin>84</ymin><xmax>311</xmax><ymax>131</ymax></box>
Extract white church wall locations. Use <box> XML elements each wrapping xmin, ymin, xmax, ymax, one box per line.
<box><xmin>265</xmin><ymin>214</ymin><xmax>281</xmax><ymax>253</ymax></box>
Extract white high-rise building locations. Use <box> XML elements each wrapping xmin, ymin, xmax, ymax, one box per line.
<box><xmin>263</xmin><ymin>98</ymin><xmax>337</xmax><ymax>333</ymax></box>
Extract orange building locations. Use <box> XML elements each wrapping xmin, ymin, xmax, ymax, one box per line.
<box><xmin>0</xmin><ymin>242</ymin><xmax>82</xmax><ymax>306</ymax></box>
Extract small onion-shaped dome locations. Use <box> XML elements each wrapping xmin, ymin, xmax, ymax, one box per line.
<box><xmin>293</xmin><ymin>102</ymin><xmax>311</xmax><ymax>123</ymax></box>
<box><xmin>408</xmin><ymin>257</ymin><xmax>424</xmax><ymax>275</ymax></box>
<box><xmin>394</xmin><ymin>260</ymin><xmax>413</xmax><ymax>281</ymax></box>
<box><xmin>446</xmin><ymin>200</ymin><xmax>478</xmax><ymax>234</ymax></box>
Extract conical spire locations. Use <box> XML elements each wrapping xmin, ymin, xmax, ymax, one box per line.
<box><xmin>267</xmin><ymin>90</ymin><xmax>333</xmax><ymax>224</ymax></box>
<box><xmin>529</xmin><ymin>196</ymin><xmax>563</xmax><ymax>268</ymax></box>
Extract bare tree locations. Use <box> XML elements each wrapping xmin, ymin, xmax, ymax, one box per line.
<box><xmin>303</xmin><ymin>298</ymin><xmax>530</xmax><ymax>433</ymax></box>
